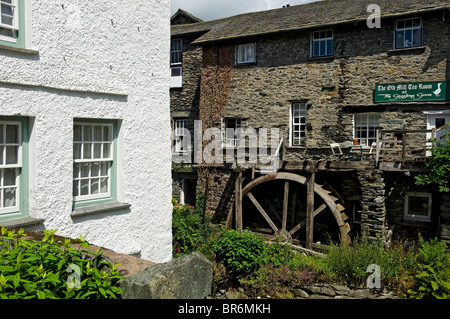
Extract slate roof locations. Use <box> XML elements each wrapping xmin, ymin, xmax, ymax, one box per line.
<box><xmin>171</xmin><ymin>0</ymin><xmax>450</xmax><ymax>44</ymax></box>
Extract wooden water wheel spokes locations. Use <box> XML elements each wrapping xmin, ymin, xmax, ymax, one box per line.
<box><xmin>232</xmin><ymin>172</ymin><xmax>351</xmax><ymax>250</ymax></box>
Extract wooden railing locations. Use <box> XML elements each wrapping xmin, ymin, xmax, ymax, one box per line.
<box><xmin>376</xmin><ymin>123</ymin><xmax>450</xmax><ymax>164</ymax></box>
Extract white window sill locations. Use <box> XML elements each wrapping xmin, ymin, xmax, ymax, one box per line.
<box><xmin>0</xmin><ymin>43</ymin><xmax>39</xmax><ymax>54</ymax></box>
<box><xmin>71</xmin><ymin>202</ymin><xmax>131</xmax><ymax>218</ymax></box>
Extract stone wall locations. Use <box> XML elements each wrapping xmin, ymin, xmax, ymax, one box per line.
<box><xmin>204</xmin><ymin>14</ymin><xmax>449</xmax><ymax>154</ymax></box>
<box><xmin>213</xmin><ymin>283</ymin><xmax>399</xmax><ymax>300</ymax></box>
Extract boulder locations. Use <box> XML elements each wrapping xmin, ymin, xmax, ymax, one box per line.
<box><xmin>120</xmin><ymin>252</ymin><xmax>213</xmax><ymax>299</ymax></box>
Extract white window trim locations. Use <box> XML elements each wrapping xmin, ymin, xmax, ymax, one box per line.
<box><xmin>236</xmin><ymin>43</ymin><xmax>256</xmax><ymax>65</ymax></box>
<box><xmin>353</xmin><ymin>113</ymin><xmax>380</xmax><ymax>146</ymax></box>
<box><xmin>394</xmin><ymin>17</ymin><xmax>423</xmax><ymax>50</ymax></box>
<box><xmin>311</xmin><ymin>29</ymin><xmax>334</xmax><ymax>58</ymax></box>
<box><xmin>170</xmin><ymin>39</ymin><xmax>183</xmax><ymax>66</ymax></box>
<box><xmin>290</xmin><ymin>102</ymin><xmax>307</xmax><ymax>147</ymax></box>
<box><xmin>73</xmin><ymin>122</ymin><xmax>114</xmax><ymax>202</ymax></box>
<box><xmin>404</xmin><ymin>192</ymin><xmax>432</xmax><ymax>222</ymax></box>
<box><xmin>0</xmin><ymin>0</ymin><xmax>18</xmax><ymax>30</ymax></box>
<box><xmin>221</xmin><ymin>118</ymin><xmax>241</xmax><ymax>147</ymax></box>
<box><xmin>174</xmin><ymin>119</ymin><xmax>189</xmax><ymax>153</ymax></box>
<box><xmin>0</xmin><ymin>120</ymin><xmax>22</xmax><ymax>215</ymax></box>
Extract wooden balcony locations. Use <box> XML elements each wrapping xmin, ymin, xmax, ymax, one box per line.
<box><xmin>375</xmin><ymin>124</ymin><xmax>449</xmax><ymax>170</ymax></box>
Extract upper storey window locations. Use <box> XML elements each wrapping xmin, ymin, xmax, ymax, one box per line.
<box><xmin>236</xmin><ymin>43</ymin><xmax>256</xmax><ymax>64</ymax></box>
<box><xmin>395</xmin><ymin>18</ymin><xmax>422</xmax><ymax>49</ymax></box>
<box><xmin>170</xmin><ymin>39</ymin><xmax>183</xmax><ymax>88</ymax></box>
<box><xmin>311</xmin><ymin>29</ymin><xmax>333</xmax><ymax>58</ymax></box>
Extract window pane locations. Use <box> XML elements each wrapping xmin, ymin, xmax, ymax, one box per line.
<box><xmin>103</xmin><ymin>143</ymin><xmax>111</xmax><ymax>158</ymax></box>
<box><xmin>80</xmin><ymin>179</ymin><xmax>89</xmax><ymax>196</ymax></box>
<box><xmin>83</xmin><ymin>143</ymin><xmax>92</xmax><ymax>159</ymax></box>
<box><xmin>320</xmin><ymin>40</ymin><xmax>326</xmax><ymax>56</ymax></box>
<box><xmin>93</xmin><ymin>143</ymin><xmax>102</xmax><ymax>159</ymax></box>
<box><xmin>396</xmin><ymin>31</ymin><xmax>404</xmax><ymax>48</ymax></box>
<box><xmin>91</xmin><ymin>179</ymin><xmax>99</xmax><ymax>194</ymax></box>
<box><xmin>73</xmin><ymin>180</ymin><xmax>79</xmax><ymax>197</ymax></box>
<box><xmin>5</xmin><ymin>125</ymin><xmax>18</xmax><ymax>144</ymax></box>
<box><xmin>5</xmin><ymin>146</ymin><xmax>18</xmax><ymax>165</ymax></box>
<box><xmin>101</xmin><ymin>162</ymin><xmax>109</xmax><ymax>176</ymax></box>
<box><xmin>3</xmin><ymin>188</ymin><xmax>15</xmax><ymax>208</ymax></box>
<box><xmin>3</xmin><ymin>168</ymin><xmax>16</xmax><ymax>186</ymax></box>
<box><xmin>326</xmin><ymin>39</ymin><xmax>333</xmax><ymax>55</ymax></box>
<box><xmin>313</xmin><ymin>41</ymin><xmax>320</xmax><ymax>56</ymax></box>
<box><xmin>408</xmin><ymin>196</ymin><xmax>429</xmax><ymax>217</ymax></box>
<box><xmin>74</xmin><ymin>125</ymin><xmax>82</xmax><ymax>142</ymax></box>
<box><xmin>83</xmin><ymin>125</ymin><xmax>93</xmax><ymax>141</ymax></box>
<box><xmin>73</xmin><ymin>143</ymin><xmax>81</xmax><ymax>160</ymax></box>
<box><xmin>100</xmin><ymin>177</ymin><xmax>108</xmax><ymax>193</ymax></box>
<box><xmin>91</xmin><ymin>162</ymin><xmax>99</xmax><ymax>177</ymax></box>
<box><xmin>105</xmin><ymin>126</ymin><xmax>113</xmax><ymax>141</ymax></box>
<box><xmin>94</xmin><ymin>126</ymin><xmax>103</xmax><ymax>141</ymax></box>
<box><xmin>0</xmin><ymin>146</ymin><xmax>3</xmax><ymax>165</ymax></box>
<box><xmin>81</xmin><ymin>163</ymin><xmax>90</xmax><ymax>178</ymax></box>
<box><xmin>73</xmin><ymin>164</ymin><xmax>80</xmax><ymax>178</ymax></box>
<box><xmin>0</xmin><ymin>124</ymin><xmax>3</xmax><ymax>142</ymax></box>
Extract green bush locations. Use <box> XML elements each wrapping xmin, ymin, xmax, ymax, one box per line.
<box><xmin>0</xmin><ymin>227</ymin><xmax>124</xmax><ymax>299</ymax></box>
<box><xmin>408</xmin><ymin>236</ymin><xmax>450</xmax><ymax>299</ymax></box>
<box><xmin>172</xmin><ymin>187</ymin><xmax>212</xmax><ymax>257</ymax></box>
<box><xmin>213</xmin><ymin>230</ymin><xmax>265</xmax><ymax>279</ymax></box>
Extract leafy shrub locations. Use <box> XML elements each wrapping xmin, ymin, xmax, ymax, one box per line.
<box><xmin>172</xmin><ymin>188</ymin><xmax>212</xmax><ymax>257</ymax></box>
<box><xmin>408</xmin><ymin>236</ymin><xmax>450</xmax><ymax>299</ymax></box>
<box><xmin>213</xmin><ymin>230</ymin><xmax>265</xmax><ymax>279</ymax></box>
<box><xmin>0</xmin><ymin>227</ymin><xmax>124</xmax><ymax>299</ymax></box>
<box><xmin>415</xmin><ymin>134</ymin><xmax>450</xmax><ymax>192</ymax></box>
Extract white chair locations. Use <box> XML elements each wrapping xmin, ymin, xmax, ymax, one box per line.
<box><xmin>330</xmin><ymin>143</ymin><xmax>344</xmax><ymax>159</ymax></box>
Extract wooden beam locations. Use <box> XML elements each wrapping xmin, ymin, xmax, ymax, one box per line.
<box><xmin>264</xmin><ymin>198</ymin><xmax>282</xmax><ymax>223</ymax></box>
<box><xmin>235</xmin><ymin>172</ymin><xmax>243</xmax><ymax>232</ymax></box>
<box><xmin>247</xmin><ymin>192</ymin><xmax>279</xmax><ymax>233</ymax></box>
<box><xmin>289</xmin><ymin>203</ymin><xmax>327</xmax><ymax>236</ymax></box>
<box><xmin>306</xmin><ymin>172</ymin><xmax>315</xmax><ymax>250</ymax></box>
<box><xmin>282</xmin><ymin>181</ymin><xmax>289</xmax><ymax>231</ymax></box>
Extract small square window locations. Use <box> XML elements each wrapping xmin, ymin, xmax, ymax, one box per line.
<box><xmin>404</xmin><ymin>192</ymin><xmax>432</xmax><ymax>222</ymax></box>
<box><xmin>236</xmin><ymin>43</ymin><xmax>256</xmax><ymax>64</ymax></box>
<box><xmin>221</xmin><ymin>118</ymin><xmax>241</xmax><ymax>147</ymax></box>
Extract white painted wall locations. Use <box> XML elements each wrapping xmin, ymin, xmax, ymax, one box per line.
<box><xmin>0</xmin><ymin>0</ymin><xmax>172</xmax><ymax>263</ymax></box>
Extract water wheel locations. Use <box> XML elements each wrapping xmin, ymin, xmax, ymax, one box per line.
<box><xmin>228</xmin><ymin>172</ymin><xmax>351</xmax><ymax>250</ymax></box>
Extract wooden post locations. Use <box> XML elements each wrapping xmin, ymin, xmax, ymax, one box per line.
<box><xmin>282</xmin><ymin>181</ymin><xmax>289</xmax><ymax>231</ymax></box>
<box><xmin>235</xmin><ymin>172</ymin><xmax>243</xmax><ymax>232</ymax></box>
<box><xmin>306</xmin><ymin>172</ymin><xmax>315</xmax><ymax>250</ymax></box>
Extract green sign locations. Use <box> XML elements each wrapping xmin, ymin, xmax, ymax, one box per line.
<box><xmin>374</xmin><ymin>81</ymin><xmax>449</xmax><ymax>103</ymax></box>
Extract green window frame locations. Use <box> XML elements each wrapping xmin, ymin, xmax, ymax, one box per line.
<box><xmin>0</xmin><ymin>116</ymin><xmax>29</xmax><ymax>223</ymax></box>
<box><xmin>73</xmin><ymin>119</ymin><xmax>118</xmax><ymax>209</ymax></box>
<box><xmin>0</xmin><ymin>0</ymin><xmax>28</xmax><ymax>50</ymax></box>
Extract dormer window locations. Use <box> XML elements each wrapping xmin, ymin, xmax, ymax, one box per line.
<box><xmin>395</xmin><ymin>18</ymin><xmax>422</xmax><ymax>49</ymax></box>
<box><xmin>236</xmin><ymin>43</ymin><xmax>256</xmax><ymax>64</ymax></box>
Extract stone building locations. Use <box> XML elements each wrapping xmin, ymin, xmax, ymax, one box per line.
<box><xmin>170</xmin><ymin>0</ymin><xmax>450</xmax><ymax>248</ymax></box>
<box><xmin>0</xmin><ymin>0</ymin><xmax>173</xmax><ymax>263</ymax></box>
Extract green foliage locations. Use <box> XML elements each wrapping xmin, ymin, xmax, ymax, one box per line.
<box><xmin>325</xmin><ymin>238</ymin><xmax>418</xmax><ymax>289</ymax></box>
<box><xmin>0</xmin><ymin>227</ymin><xmax>124</xmax><ymax>299</ymax></box>
<box><xmin>213</xmin><ymin>230</ymin><xmax>265</xmax><ymax>278</ymax></box>
<box><xmin>415</xmin><ymin>134</ymin><xmax>450</xmax><ymax>192</ymax></box>
<box><xmin>408</xmin><ymin>236</ymin><xmax>450</xmax><ymax>299</ymax></box>
<box><xmin>172</xmin><ymin>187</ymin><xmax>212</xmax><ymax>257</ymax></box>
